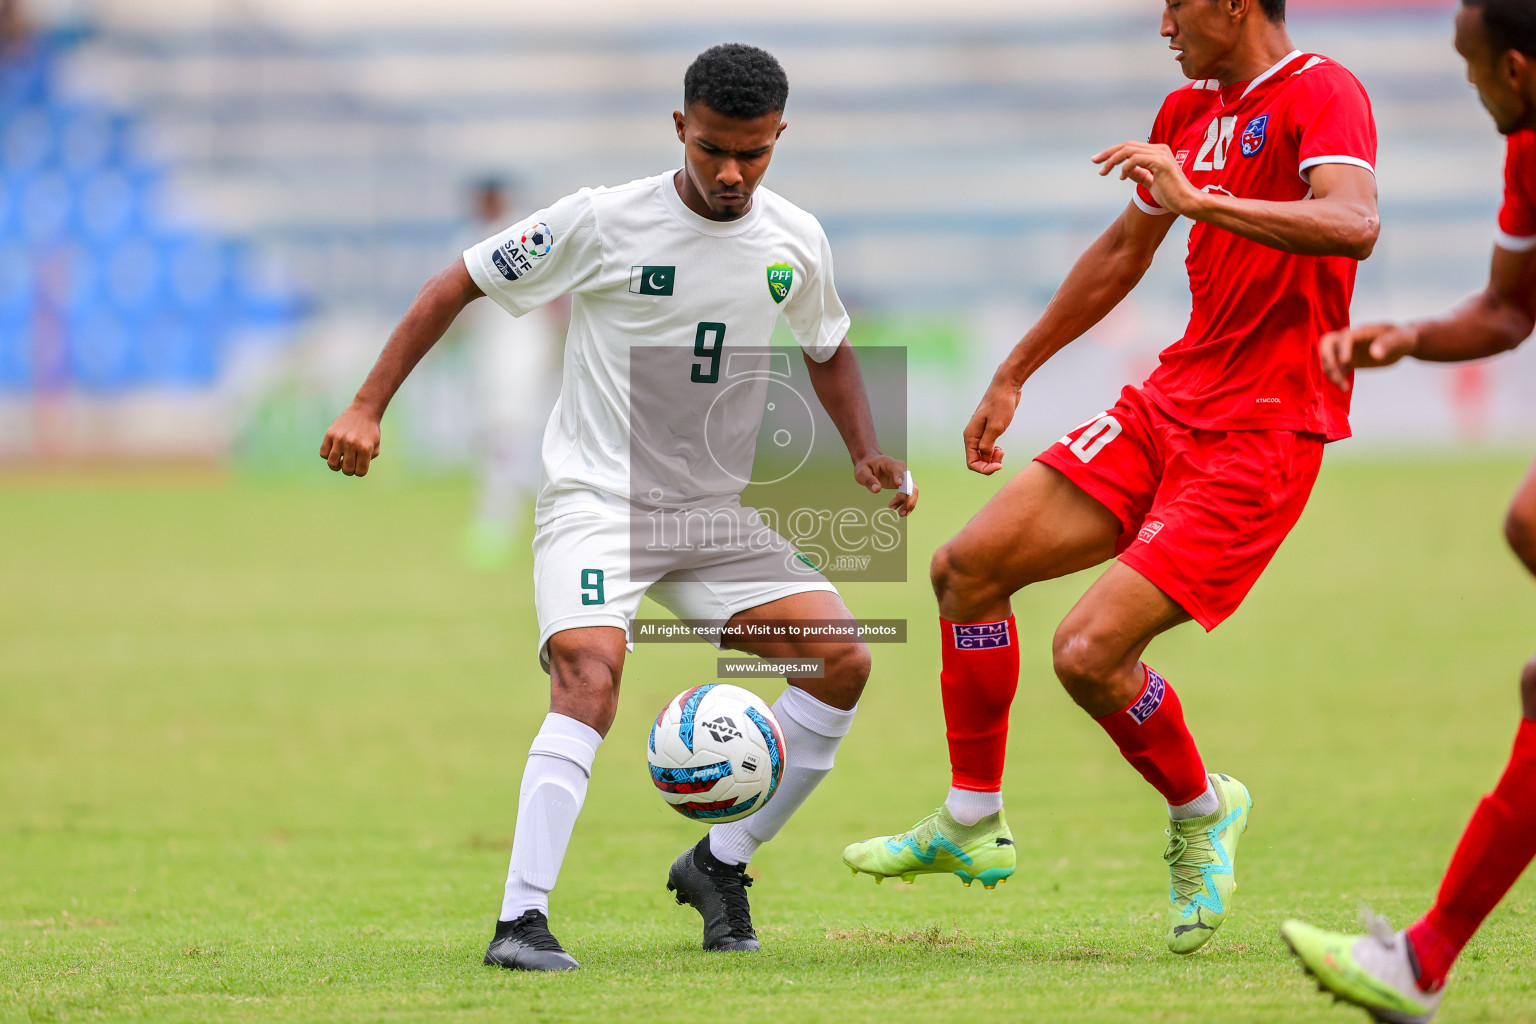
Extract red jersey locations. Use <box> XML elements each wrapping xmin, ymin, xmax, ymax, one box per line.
<box><xmin>1497</xmin><ymin>130</ymin><xmax>1536</xmax><ymax>252</ymax></box>
<box><xmin>1134</xmin><ymin>51</ymin><xmax>1377</xmax><ymax>441</ymax></box>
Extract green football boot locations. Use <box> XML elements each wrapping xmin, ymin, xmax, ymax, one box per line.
<box><xmin>1164</xmin><ymin>772</ymin><xmax>1252</xmax><ymax>953</ymax></box>
<box><xmin>842</xmin><ymin>806</ymin><xmax>1015</xmax><ymax>888</ymax></box>
<box><xmin>1279</xmin><ymin>914</ymin><xmax>1442</xmax><ymax>1024</ymax></box>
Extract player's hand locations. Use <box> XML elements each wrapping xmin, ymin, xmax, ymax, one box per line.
<box><xmin>1092</xmin><ymin>141</ymin><xmax>1199</xmax><ymax>216</ymax></box>
<box><xmin>854</xmin><ymin>454</ymin><xmax>918</xmax><ymax>517</ymax></box>
<box><xmin>320</xmin><ymin>402</ymin><xmax>382</xmax><ymax>477</ymax></box>
<box><xmin>964</xmin><ymin>381</ymin><xmax>1020</xmax><ymax>475</ymax></box>
<box><xmin>1317</xmin><ymin>322</ymin><xmax>1419</xmax><ymax>391</ymax></box>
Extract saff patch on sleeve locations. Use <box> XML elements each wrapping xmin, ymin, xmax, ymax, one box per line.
<box><xmin>492</xmin><ymin>241</ymin><xmax>533</xmax><ymax>281</ymax></box>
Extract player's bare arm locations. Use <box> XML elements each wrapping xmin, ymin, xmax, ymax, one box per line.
<box><xmin>1319</xmin><ymin>245</ymin><xmax>1536</xmax><ymax>388</ymax></box>
<box><xmin>1094</xmin><ymin>144</ymin><xmax>1379</xmax><ymax>259</ymax></box>
<box><xmin>801</xmin><ymin>338</ymin><xmax>917</xmax><ymax>516</ymax></box>
<box><xmin>319</xmin><ymin>260</ymin><xmax>485</xmax><ymax>476</ymax></box>
<box><xmin>964</xmin><ymin>203</ymin><xmax>1176</xmax><ymax>474</ymax></box>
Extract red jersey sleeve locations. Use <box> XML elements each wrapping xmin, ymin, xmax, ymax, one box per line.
<box><xmin>1497</xmin><ymin>131</ymin><xmax>1536</xmax><ymax>252</ymax></box>
<box><xmin>1135</xmin><ymin>89</ymin><xmax>1186</xmax><ymax>216</ymax></box>
<box><xmin>1290</xmin><ymin>60</ymin><xmax>1377</xmax><ymax>182</ymax></box>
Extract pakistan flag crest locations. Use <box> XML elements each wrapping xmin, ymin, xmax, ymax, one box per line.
<box><xmin>766</xmin><ymin>262</ymin><xmax>794</xmax><ymax>304</ymax></box>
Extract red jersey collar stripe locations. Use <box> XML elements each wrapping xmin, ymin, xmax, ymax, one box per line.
<box><xmin>1239</xmin><ymin>49</ymin><xmax>1304</xmax><ymax>102</ymax></box>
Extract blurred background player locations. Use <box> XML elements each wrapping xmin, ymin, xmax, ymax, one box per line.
<box><xmin>320</xmin><ymin>43</ymin><xmax>916</xmax><ymax>972</ymax></box>
<box><xmin>843</xmin><ymin>0</ymin><xmax>1379</xmax><ymax>955</ymax></box>
<box><xmin>455</xmin><ymin>177</ymin><xmax>561</xmax><ymax>570</ymax></box>
<box><xmin>1282</xmin><ymin>1</ymin><xmax>1536</xmax><ymax>1020</ymax></box>
<box><xmin>1</xmin><ymin>0</ymin><xmax>26</xmax><ymax>51</ymax></box>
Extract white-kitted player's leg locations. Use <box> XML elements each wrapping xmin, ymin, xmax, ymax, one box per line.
<box><xmin>652</xmin><ymin>568</ymin><xmax>867</xmax><ymax>953</ymax></box>
<box><xmin>486</xmin><ymin>514</ymin><xmax>645</xmax><ymax>972</ymax></box>
<box><xmin>708</xmin><ymin>682</ymin><xmax>856</xmax><ymax>865</ymax></box>
<box><xmin>653</xmin><ymin>548</ymin><xmax>863</xmax><ymax>867</ymax></box>
<box><xmin>501</xmin><ymin>711</ymin><xmax>603</xmax><ymax>922</ymax></box>
<box><xmin>530</xmin><ymin>512</ymin><xmax>648</xmax><ymax>672</ymax></box>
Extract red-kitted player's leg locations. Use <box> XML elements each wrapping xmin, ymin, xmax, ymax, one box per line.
<box><xmin>843</xmin><ymin>392</ymin><xmax>1166</xmax><ymax>888</ymax></box>
<box><xmin>939</xmin><ymin>613</ymin><xmax>1020</xmax><ymax>821</ymax></box>
<box><xmin>1406</xmin><ymin>715</ymin><xmax>1536</xmax><ymax>992</ymax></box>
<box><xmin>929</xmin><ymin>461</ymin><xmax>1126</xmax><ymax>823</ymax></box>
<box><xmin>1092</xmin><ymin>664</ymin><xmax>1210</xmax><ymax>807</ymax></box>
<box><xmin>841</xmin><ymin>458</ymin><xmax>1131</xmax><ymax>888</ymax></box>
<box><xmin>1051</xmin><ymin>561</ymin><xmax>1204</xmax><ymax>805</ymax></box>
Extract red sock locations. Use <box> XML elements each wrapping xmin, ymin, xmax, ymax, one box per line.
<box><xmin>1405</xmin><ymin>718</ymin><xmax>1536</xmax><ymax>992</ymax></box>
<box><xmin>1093</xmin><ymin>665</ymin><xmax>1208</xmax><ymax>806</ymax></box>
<box><xmin>939</xmin><ymin>616</ymin><xmax>1020</xmax><ymax>792</ymax></box>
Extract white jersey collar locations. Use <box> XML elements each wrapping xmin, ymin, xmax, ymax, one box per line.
<box><xmin>1239</xmin><ymin>49</ymin><xmax>1304</xmax><ymax>101</ymax></box>
<box><xmin>661</xmin><ymin>169</ymin><xmax>763</xmax><ymax>236</ymax></box>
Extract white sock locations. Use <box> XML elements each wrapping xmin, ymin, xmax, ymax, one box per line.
<box><xmin>706</xmin><ymin>686</ymin><xmax>857</xmax><ymax>866</ymax></box>
<box><xmin>945</xmin><ymin>786</ymin><xmax>1003</xmax><ymax>827</ymax></box>
<box><xmin>499</xmin><ymin>712</ymin><xmax>603</xmax><ymax>921</ymax></box>
<box><xmin>1168</xmin><ymin>779</ymin><xmax>1218</xmax><ymax>821</ymax></box>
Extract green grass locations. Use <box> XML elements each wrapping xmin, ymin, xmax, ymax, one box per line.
<box><xmin>5</xmin><ymin>455</ymin><xmax>1536</xmax><ymax>1023</ymax></box>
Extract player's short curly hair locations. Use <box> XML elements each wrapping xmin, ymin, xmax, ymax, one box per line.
<box><xmin>684</xmin><ymin>44</ymin><xmax>789</xmax><ymax>119</ymax></box>
<box><xmin>1465</xmin><ymin>0</ymin><xmax>1536</xmax><ymax>57</ymax></box>
<box><xmin>1255</xmin><ymin>0</ymin><xmax>1285</xmax><ymax>22</ymax></box>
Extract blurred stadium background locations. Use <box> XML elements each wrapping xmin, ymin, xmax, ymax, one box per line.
<box><xmin>0</xmin><ymin>0</ymin><xmax>1524</xmax><ymax>470</ymax></box>
<box><xmin>13</xmin><ymin>6</ymin><xmax>1536</xmax><ymax>1020</ymax></box>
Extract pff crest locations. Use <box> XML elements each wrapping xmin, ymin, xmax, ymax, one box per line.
<box><xmin>767</xmin><ymin>262</ymin><xmax>794</xmax><ymax>304</ymax></box>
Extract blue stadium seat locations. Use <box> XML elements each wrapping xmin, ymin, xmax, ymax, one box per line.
<box><xmin>58</xmin><ymin>105</ymin><xmax>119</xmax><ymax>179</ymax></box>
<box><xmin>0</xmin><ymin>34</ymin><xmax>301</xmax><ymax>393</ymax></box>
<box><xmin>0</xmin><ymin>238</ymin><xmax>27</xmax><ymax>316</ymax></box>
<box><xmin>19</xmin><ymin>171</ymin><xmax>71</xmax><ymax>243</ymax></box>
<box><xmin>104</xmin><ymin>237</ymin><xmax>162</xmax><ymax>315</ymax></box>
<box><xmin>0</xmin><ymin>306</ymin><xmax>30</xmax><ymax>389</ymax></box>
<box><xmin>67</xmin><ymin>304</ymin><xmax>136</xmax><ymax>392</ymax></box>
<box><xmin>77</xmin><ymin>170</ymin><xmax>136</xmax><ymax>240</ymax></box>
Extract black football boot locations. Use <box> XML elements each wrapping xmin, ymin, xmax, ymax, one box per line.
<box><xmin>483</xmin><ymin>909</ymin><xmax>580</xmax><ymax>971</ymax></box>
<box><xmin>666</xmin><ymin>835</ymin><xmax>761</xmax><ymax>952</ymax></box>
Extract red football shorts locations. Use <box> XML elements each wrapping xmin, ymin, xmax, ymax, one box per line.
<box><xmin>1034</xmin><ymin>385</ymin><xmax>1325</xmax><ymax>631</ymax></box>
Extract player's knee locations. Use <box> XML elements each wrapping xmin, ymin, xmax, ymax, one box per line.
<box><xmin>1505</xmin><ymin>505</ymin><xmax>1536</xmax><ymax>575</ymax></box>
<box><xmin>930</xmin><ymin>541</ymin><xmax>1005</xmax><ymax>616</ymax></box>
<box><xmin>1050</xmin><ymin>620</ymin><xmax>1115</xmax><ymax>695</ymax></box>
<box><xmin>929</xmin><ymin>543</ymin><xmax>958</xmax><ymax>596</ymax></box>
<box><xmin>547</xmin><ymin>643</ymin><xmax>622</xmax><ymax>734</ymax></box>
<box><xmin>1519</xmin><ymin>656</ymin><xmax>1536</xmax><ymax>719</ymax></box>
<box><xmin>824</xmin><ymin>641</ymin><xmax>872</xmax><ymax>698</ymax></box>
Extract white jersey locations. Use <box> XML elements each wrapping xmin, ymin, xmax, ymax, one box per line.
<box><xmin>463</xmin><ymin>171</ymin><xmax>850</xmax><ymax>526</ymax></box>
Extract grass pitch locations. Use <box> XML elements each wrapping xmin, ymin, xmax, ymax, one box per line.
<box><xmin>5</xmin><ymin>454</ymin><xmax>1536</xmax><ymax>1023</ymax></box>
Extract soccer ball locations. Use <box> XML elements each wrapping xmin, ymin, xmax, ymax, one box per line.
<box><xmin>520</xmin><ymin>222</ymin><xmax>554</xmax><ymax>259</ymax></box>
<box><xmin>648</xmin><ymin>684</ymin><xmax>785</xmax><ymax>823</ymax></box>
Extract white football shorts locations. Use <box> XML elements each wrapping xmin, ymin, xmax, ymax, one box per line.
<box><xmin>531</xmin><ymin>509</ymin><xmax>839</xmax><ymax>670</ymax></box>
